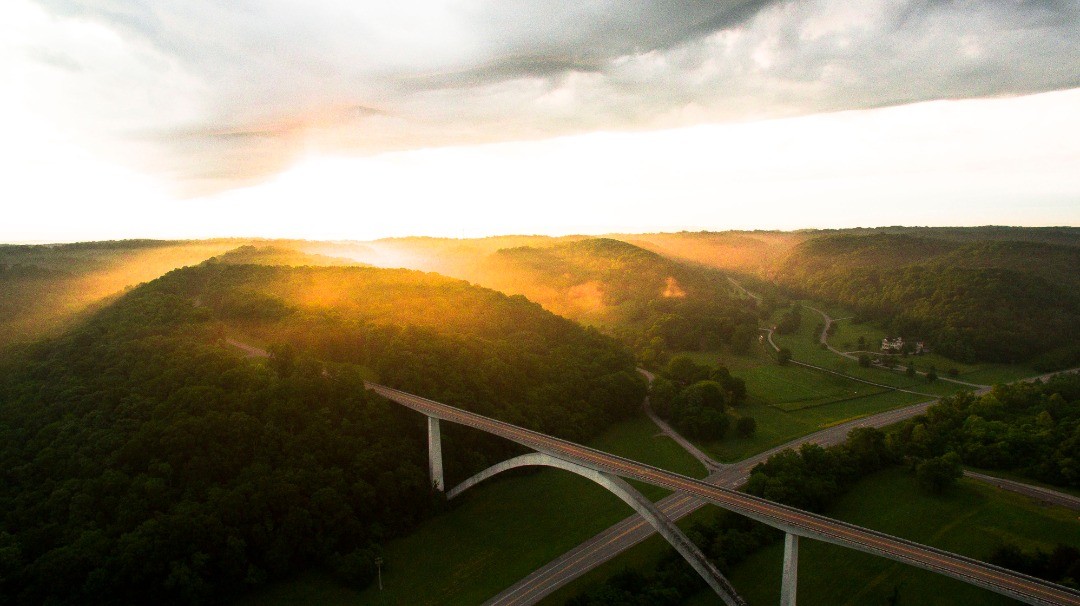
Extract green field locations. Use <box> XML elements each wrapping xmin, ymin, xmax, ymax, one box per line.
<box><xmin>237</xmin><ymin>414</ymin><xmax>706</xmax><ymax>605</ymax></box>
<box><xmin>702</xmin><ymin>390</ymin><xmax>927</xmax><ymax>462</ymax></box>
<box><xmin>674</xmin><ymin>344</ymin><xmax>930</xmax><ymax>462</ymax></box>
<box><xmin>821</xmin><ymin>308</ymin><xmax>1040</xmax><ymax>387</ymax></box>
<box><xmin>769</xmin><ymin>311</ymin><xmax>965</xmax><ymax>396</ymax></box>
<box><xmin>717</xmin><ymin>468</ymin><xmax>1080</xmax><ymax>606</ymax></box>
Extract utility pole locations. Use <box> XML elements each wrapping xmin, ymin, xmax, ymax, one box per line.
<box><xmin>375</xmin><ymin>557</ymin><xmax>383</xmax><ymax>591</ymax></box>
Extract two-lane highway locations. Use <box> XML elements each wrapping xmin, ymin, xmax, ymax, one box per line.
<box><xmin>366</xmin><ymin>382</ymin><xmax>1080</xmax><ymax>606</ymax></box>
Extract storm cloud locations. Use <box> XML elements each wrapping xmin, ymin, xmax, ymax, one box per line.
<box><xmin>11</xmin><ymin>0</ymin><xmax>1080</xmax><ymax>193</ymax></box>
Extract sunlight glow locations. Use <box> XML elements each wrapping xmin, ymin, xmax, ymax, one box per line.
<box><xmin>4</xmin><ymin>88</ymin><xmax>1079</xmax><ymax>243</ymax></box>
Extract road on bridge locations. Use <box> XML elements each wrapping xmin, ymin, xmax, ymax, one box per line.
<box><xmin>367</xmin><ymin>382</ymin><xmax>1080</xmax><ymax>606</ymax></box>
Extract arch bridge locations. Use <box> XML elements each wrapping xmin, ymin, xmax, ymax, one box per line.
<box><xmin>367</xmin><ymin>382</ymin><xmax>1080</xmax><ymax>606</ymax></box>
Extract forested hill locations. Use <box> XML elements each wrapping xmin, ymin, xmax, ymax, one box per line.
<box><xmin>205</xmin><ymin>245</ymin><xmax>361</xmax><ymax>267</ymax></box>
<box><xmin>478</xmin><ymin>238</ymin><xmax>760</xmax><ymax>364</ymax></box>
<box><xmin>0</xmin><ymin>263</ymin><xmax>643</xmax><ymax>604</ymax></box>
<box><xmin>0</xmin><ymin>240</ymin><xmax>241</xmax><ymax>346</ymax></box>
<box><xmin>771</xmin><ymin>234</ymin><xmax>1080</xmax><ymax>364</ymax></box>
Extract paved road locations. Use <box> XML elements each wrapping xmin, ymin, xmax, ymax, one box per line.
<box><xmin>482</xmin><ymin>394</ymin><xmax>940</xmax><ymax>606</ymax></box>
<box><xmin>726</xmin><ymin>276</ymin><xmax>761</xmax><ymax>302</ymax></box>
<box><xmin>368</xmin><ymin>382</ymin><xmax>1080</xmax><ymax>606</ymax></box>
<box><xmin>225</xmin><ymin>338</ymin><xmax>269</xmax><ymax>358</ymax></box>
<box><xmin>965</xmin><ymin>471</ymin><xmax>1080</xmax><ymax>511</ymax></box>
<box><xmin>222</xmin><ymin>335</ymin><xmax>1078</xmax><ymax>603</ymax></box>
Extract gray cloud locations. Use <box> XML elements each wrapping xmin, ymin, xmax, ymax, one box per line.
<box><xmin>19</xmin><ymin>0</ymin><xmax>1080</xmax><ymax>193</ymax></box>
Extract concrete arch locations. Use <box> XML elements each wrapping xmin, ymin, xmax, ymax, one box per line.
<box><xmin>447</xmin><ymin>452</ymin><xmax>746</xmax><ymax>606</ymax></box>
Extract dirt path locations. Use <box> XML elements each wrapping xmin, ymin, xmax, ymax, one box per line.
<box><xmin>637</xmin><ymin>368</ymin><xmax>722</xmax><ymax>473</ymax></box>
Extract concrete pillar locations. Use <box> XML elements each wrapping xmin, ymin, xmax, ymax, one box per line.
<box><xmin>781</xmin><ymin>532</ymin><xmax>799</xmax><ymax>606</ymax></box>
<box><xmin>427</xmin><ymin>416</ymin><xmax>444</xmax><ymax>491</ymax></box>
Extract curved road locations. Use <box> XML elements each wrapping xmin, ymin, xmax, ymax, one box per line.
<box><xmin>764</xmin><ymin>326</ymin><xmax>941</xmax><ymax>398</ymax></box>
<box><xmin>802</xmin><ymin>304</ymin><xmax>988</xmax><ymax>389</ymax></box>
<box><xmin>368</xmin><ymin>382</ymin><xmax>1080</xmax><ymax>606</ymax></box>
<box><xmin>222</xmin><ymin>337</ymin><xmax>1079</xmax><ymax>601</ymax></box>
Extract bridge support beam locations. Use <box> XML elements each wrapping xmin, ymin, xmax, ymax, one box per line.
<box><xmin>427</xmin><ymin>416</ymin><xmax>444</xmax><ymax>491</ymax></box>
<box><xmin>781</xmin><ymin>533</ymin><xmax>798</xmax><ymax>606</ymax></box>
<box><xmin>448</xmin><ymin>453</ymin><xmax>746</xmax><ymax>606</ymax></box>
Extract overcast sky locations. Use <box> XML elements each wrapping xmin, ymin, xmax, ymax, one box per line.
<box><xmin>4</xmin><ymin>0</ymin><xmax>1079</xmax><ymax>242</ymax></box>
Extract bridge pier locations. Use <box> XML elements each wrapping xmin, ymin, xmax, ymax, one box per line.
<box><xmin>781</xmin><ymin>533</ymin><xmax>798</xmax><ymax>606</ymax></box>
<box><xmin>427</xmin><ymin>416</ymin><xmax>444</xmax><ymax>491</ymax></box>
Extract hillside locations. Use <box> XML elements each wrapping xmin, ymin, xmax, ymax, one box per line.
<box><xmin>0</xmin><ymin>240</ymin><xmax>242</xmax><ymax>346</ymax></box>
<box><xmin>206</xmin><ymin>245</ymin><xmax>362</xmax><ymax>268</ymax></box>
<box><xmin>475</xmin><ymin>238</ymin><xmax>760</xmax><ymax>363</ymax></box>
<box><xmin>0</xmin><ymin>263</ymin><xmax>643</xmax><ymax>604</ymax></box>
<box><xmin>771</xmin><ymin>234</ymin><xmax>1080</xmax><ymax>363</ymax></box>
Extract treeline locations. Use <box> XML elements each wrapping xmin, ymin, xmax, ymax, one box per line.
<box><xmin>771</xmin><ymin>234</ymin><xmax>1080</xmax><ymax>364</ymax></box>
<box><xmin>568</xmin><ymin>374</ymin><xmax>1080</xmax><ymax>605</ymax></box>
<box><xmin>648</xmin><ymin>357</ymin><xmax>753</xmax><ymax>441</ymax></box>
<box><xmin>480</xmin><ymin>238</ymin><xmax>760</xmax><ymax>364</ymax></box>
<box><xmin>567</xmin><ymin>427</ymin><xmax>896</xmax><ymax>605</ymax></box>
<box><xmin>0</xmin><ymin>262</ymin><xmax>644</xmax><ymax>604</ymax></box>
<box><xmin>890</xmin><ymin>373</ymin><xmax>1080</xmax><ymax>489</ymax></box>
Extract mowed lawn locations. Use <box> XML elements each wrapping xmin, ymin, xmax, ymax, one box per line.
<box><xmin>675</xmin><ymin>345</ymin><xmax>931</xmax><ymax>462</ymax></box>
<box><xmin>702</xmin><ymin>390</ymin><xmax>927</xmax><ymax>462</ymax></box>
<box><xmin>714</xmin><ymin>468</ymin><xmax>1080</xmax><ymax>606</ymax></box>
<box><xmin>819</xmin><ymin>307</ymin><xmax>1040</xmax><ymax>387</ymax></box>
<box><xmin>236</xmin><ymin>414</ymin><xmax>706</xmax><ymax>606</ymax></box>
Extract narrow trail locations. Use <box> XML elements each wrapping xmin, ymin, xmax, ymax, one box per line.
<box><xmin>763</xmin><ymin>326</ymin><xmax>941</xmax><ymax>398</ymax></box>
<box><xmin>802</xmin><ymin>303</ymin><xmax>989</xmax><ymax>389</ymax></box>
<box><xmin>637</xmin><ymin>368</ymin><xmax>722</xmax><ymax>473</ymax></box>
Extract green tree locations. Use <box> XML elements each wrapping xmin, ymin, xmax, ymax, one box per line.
<box><xmin>915</xmin><ymin>452</ymin><xmax>963</xmax><ymax>493</ymax></box>
<box><xmin>777</xmin><ymin>347</ymin><xmax>792</xmax><ymax>365</ymax></box>
<box><xmin>735</xmin><ymin>416</ymin><xmax>757</xmax><ymax>438</ymax></box>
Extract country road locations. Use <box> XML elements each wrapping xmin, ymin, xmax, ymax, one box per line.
<box><xmin>964</xmin><ymin>471</ymin><xmax>1080</xmax><ymax>511</ymax></box>
<box><xmin>484</xmin><ymin>286</ymin><xmax>1079</xmax><ymax>605</ymax></box>
<box><xmin>801</xmin><ymin>303</ymin><xmax>989</xmax><ymax>389</ymax></box>
<box><xmin>220</xmin><ymin>336</ymin><xmax>1079</xmax><ymax>604</ymax></box>
<box><xmin>369</xmin><ymin>382</ymin><xmax>1080</xmax><ymax>606</ymax></box>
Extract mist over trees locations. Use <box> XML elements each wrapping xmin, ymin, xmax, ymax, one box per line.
<box><xmin>476</xmin><ymin>238</ymin><xmax>760</xmax><ymax>365</ymax></box>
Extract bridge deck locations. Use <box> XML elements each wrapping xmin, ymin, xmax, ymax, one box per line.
<box><xmin>366</xmin><ymin>382</ymin><xmax>1080</xmax><ymax>606</ymax></box>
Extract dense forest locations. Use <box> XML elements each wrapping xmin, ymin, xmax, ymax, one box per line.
<box><xmin>308</xmin><ymin>227</ymin><xmax>1080</xmax><ymax>367</ymax></box>
<box><xmin>891</xmin><ymin>373</ymin><xmax>1080</xmax><ymax>489</ymax></box>
<box><xmin>648</xmin><ymin>357</ymin><xmax>752</xmax><ymax>441</ymax></box>
<box><xmin>205</xmin><ymin>245</ymin><xmax>359</xmax><ymax>268</ymax></box>
<box><xmin>769</xmin><ymin>234</ymin><xmax>1080</xmax><ymax>364</ymax></box>
<box><xmin>474</xmin><ymin>238</ymin><xmax>760</xmax><ymax>364</ymax></box>
<box><xmin>0</xmin><ymin>260</ymin><xmax>644</xmax><ymax>604</ymax></box>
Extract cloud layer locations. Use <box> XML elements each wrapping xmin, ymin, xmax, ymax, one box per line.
<box><xmin>10</xmin><ymin>0</ymin><xmax>1080</xmax><ymax>193</ymax></box>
